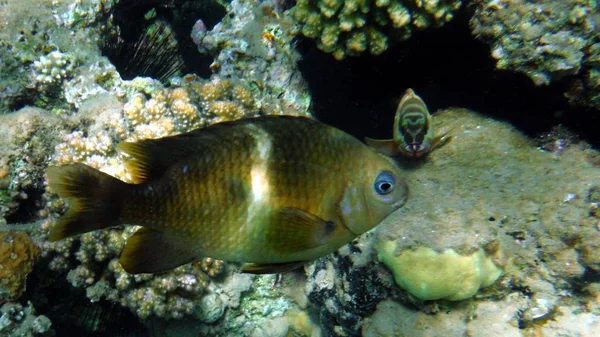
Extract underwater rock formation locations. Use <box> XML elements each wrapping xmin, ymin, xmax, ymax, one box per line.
<box><xmin>0</xmin><ymin>108</ymin><xmax>71</xmax><ymax>224</ymax></box>
<box><xmin>304</xmin><ymin>232</ymin><xmax>391</xmax><ymax>337</ymax></box>
<box><xmin>198</xmin><ymin>0</ymin><xmax>312</xmax><ymax>117</ymax></box>
<box><xmin>0</xmin><ymin>232</ymin><xmax>40</xmax><ymax>302</ymax></box>
<box><xmin>471</xmin><ymin>0</ymin><xmax>600</xmax><ymax>109</ymax></box>
<box><xmin>366</xmin><ymin>108</ymin><xmax>600</xmax><ymax>335</ymax></box>
<box><xmin>1</xmin><ymin>0</ymin><xmax>600</xmax><ymax>336</ymax></box>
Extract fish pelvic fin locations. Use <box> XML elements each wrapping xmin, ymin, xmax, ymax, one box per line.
<box><xmin>46</xmin><ymin>163</ymin><xmax>127</xmax><ymax>242</ymax></box>
<box><xmin>241</xmin><ymin>261</ymin><xmax>306</xmax><ymax>274</ymax></box>
<box><xmin>120</xmin><ymin>228</ymin><xmax>198</xmax><ymax>274</ymax></box>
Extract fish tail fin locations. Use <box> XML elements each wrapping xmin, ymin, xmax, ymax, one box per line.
<box><xmin>46</xmin><ymin>163</ymin><xmax>128</xmax><ymax>242</ymax></box>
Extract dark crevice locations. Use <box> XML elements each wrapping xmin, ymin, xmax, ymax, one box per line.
<box><xmin>100</xmin><ymin>0</ymin><xmax>226</xmax><ymax>82</ymax></box>
<box><xmin>297</xmin><ymin>10</ymin><xmax>599</xmax><ymax>149</ymax></box>
<box><xmin>5</xmin><ymin>188</ymin><xmax>44</xmax><ymax>224</ymax></box>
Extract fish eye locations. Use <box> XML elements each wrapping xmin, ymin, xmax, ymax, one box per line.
<box><xmin>374</xmin><ymin>171</ymin><xmax>395</xmax><ymax>195</ymax></box>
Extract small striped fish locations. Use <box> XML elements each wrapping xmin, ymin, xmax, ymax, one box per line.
<box><xmin>366</xmin><ymin>89</ymin><xmax>448</xmax><ymax>157</ymax></box>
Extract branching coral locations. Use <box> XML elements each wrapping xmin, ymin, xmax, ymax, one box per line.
<box><xmin>0</xmin><ymin>302</ymin><xmax>52</xmax><ymax>336</ymax></box>
<box><xmin>30</xmin><ymin>51</ymin><xmax>76</xmax><ymax>89</ymax></box>
<box><xmin>291</xmin><ymin>0</ymin><xmax>462</xmax><ymax>59</ymax></box>
<box><xmin>42</xmin><ymin>225</ymin><xmax>223</xmax><ymax>320</ymax></box>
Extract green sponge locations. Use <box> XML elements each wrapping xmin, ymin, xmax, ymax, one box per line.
<box><xmin>377</xmin><ymin>240</ymin><xmax>504</xmax><ymax>301</ymax></box>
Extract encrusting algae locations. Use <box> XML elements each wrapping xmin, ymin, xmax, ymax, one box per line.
<box><xmin>46</xmin><ymin>116</ymin><xmax>408</xmax><ymax>274</ymax></box>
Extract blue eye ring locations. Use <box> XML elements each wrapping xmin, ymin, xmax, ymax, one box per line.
<box><xmin>374</xmin><ymin>171</ymin><xmax>395</xmax><ymax>195</ymax></box>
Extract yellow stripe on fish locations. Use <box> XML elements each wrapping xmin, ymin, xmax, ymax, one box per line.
<box><xmin>47</xmin><ymin>116</ymin><xmax>408</xmax><ymax>274</ymax></box>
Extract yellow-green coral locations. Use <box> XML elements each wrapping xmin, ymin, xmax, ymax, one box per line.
<box><xmin>292</xmin><ymin>0</ymin><xmax>462</xmax><ymax>59</ymax></box>
<box><xmin>377</xmin><ymin>239</ymin><xmax>504</xmax><ymax>301</ymax></box>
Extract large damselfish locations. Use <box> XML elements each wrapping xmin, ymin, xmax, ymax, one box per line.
<box><xmin>47</xmin><ymin>116</ymin><xmax>408</xmax><ymax>274</ymax></box>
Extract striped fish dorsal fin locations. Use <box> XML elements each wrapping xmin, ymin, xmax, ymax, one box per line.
<box><xmin>117</xmin><ymin>121</ymin><xmax>244</xmax><ymax>183</ymax></box>
<box><xmin>118</xmin><ymin>137</ymin><xmax>198</xmax><ymax>184</ymax></box>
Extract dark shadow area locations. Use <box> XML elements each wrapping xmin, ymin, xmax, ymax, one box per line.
<box><xmin>297</xmin><ymin>11</ymin><xmax>600</xmax><ymax>148</ymax></box>
<box><xmin>5</xmin><ymin>188</ymin><xmax>44</xmax><ymax>224</ymax></box>
<box><xmin>24</xmin><ymin>257</ymin><xmax>155</xmax><ymax>337</ymax></box>
<box><xmin>100</xmin><ymin>0</ymin><xmax>225</xmax><ymax>81</ymax></box>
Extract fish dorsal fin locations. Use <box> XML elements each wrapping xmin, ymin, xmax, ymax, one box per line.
<box><xmin>117</xmin><ymin>119</ymin><xmax>257</xmax><ymax>183</ymax></box>
<box><xmin>117</xmin><ymin>136</ymin><xmax>202</xmax><ymax>184</ymax></box>
<box><xmin>119</xmin><ymin>228</ymin><xmax>198</xmax><ymax>274</ymax></box>
<box><xmin>364</xmin><ymin>137</ymin><xmax>399</xmax><ymax>157</ymax></box>
<box><xmin>241</xmin><ymin>261</ymin><xmax>306</xmax><ymax>274</ymax></box>
<box><xmin>267</xmin><ymin>207</ymin><xmax>336</xmax><ymax>253</ymax></box>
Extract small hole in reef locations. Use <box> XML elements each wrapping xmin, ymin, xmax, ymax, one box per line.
<box><xmin>5</xmin><ymin>188</ymin><xmax>44</xmax><ymax>224</ymax></box>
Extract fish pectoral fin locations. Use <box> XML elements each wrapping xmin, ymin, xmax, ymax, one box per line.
<box><xmin>119</xmin><ymin>228</ymin><xmax>197</xmax><ymax>274</ymax></box>
<box><xmin>267</xmin><ymin>208</ymin><xmax>336</xmax><ymax>253</ymax></box>
<box><xmin>364</xmin><ymin>137</ymin><xmax>399</xmax><ymax>157</ymax></box>
<box><xmin>241</xmin><ymin>261</ymin><xmax>306</xmax><ymax>274</ymax></box>
<box><xmin>432</xmin><ymin>132</ymin><xmax>452</xmax><ymax>151</ymax></box>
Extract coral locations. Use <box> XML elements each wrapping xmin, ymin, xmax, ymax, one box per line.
<box><xmin>0</xmin><ymin>0</ymin><xmax>112</xmax><ymax>114</ymax></box>
<box><xmin>0</xmin><ymin>302</ymin><xmax>53</xmax><ymax>337</ymax></box>
<box><xmin>304</xmin><ymin>232</ymin><xmax>391</xmax><ymax>337</ymax></box>
<box><xmin>62</xmin><ymin>60</ymin><xmax>124</xmax><ymax>109</ymax></box>
<box><xmin>198</xmin><ymin>257</ymin><xmax>226</xmax><ymax>278</ymax></box>
<box><xmin>376</xmin><ymin>243</ymin><xmax>504</xmax><ymax>301</ymax></box>
<box><xmin>470</xmin><ymin>0</ymin><xmax>594</xmax><ymax>86</ymax></box>
<box><xmin>30</xmin><ymin>51</ymin><xmax>76</xmax><ymax>90</ymax></box>
<box><xmin>291</xmin><ymin>0</ymin><xmax>462</xmax><ymax>60</ymax></box>
<box><xmin>471</xmin><ymin>0</ymin><xmax>600</xmax><ymax>109</ymax></box>
<box><xmin>185</xmin><ymin>77</ymin><xmax>259</xmax><ymax>123</ymax></box>
<box><xmin>197</xmin><ymin>0</ymin><xmax>312</xmax><ymax>117</ymax></box>
<box><xmin>42</xmin><ymin>225</ymin><xmax>219</xmax><ymax>320</ymax></box>
<box><xmin>195</xmin><ymin>293</ymin><xmax>226</xmax><ymax>323</ymax></box>
<box><xmin>148</xmin><ymin>272</ymin><xmax>308</xmax><ymax>336</ymax></box>
<box><xmin>0</xmin><ymin>232</ymin><xmax>40</xmax><ymax>302</ymax></box>
<box><xmin>0</xmin><ymin>108</ymin><xmax>71</xmax><ymax>223</ymax></box>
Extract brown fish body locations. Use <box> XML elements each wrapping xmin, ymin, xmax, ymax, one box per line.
<box><xmin>48</xmin><ymin>116</ymin><xmax>408</xmax><ymax>274</ymax></box>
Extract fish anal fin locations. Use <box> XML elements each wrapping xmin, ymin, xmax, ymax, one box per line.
<box><xmin>267</xmin><ymin>208</ymin><xmax>336</xmax><ymax>253</ymax></box>
<box><xmin>241</xmin><ymin>261</ymin><xmax>306</xmax><ymax>274</ymax></box>
<box><xmin>364</xmin><ymin>137</ymin><xmax>399</xmax><ymax>157</ymax></box>
<box><xmin>119</xmin><ymin>228</ymin><xmax>198</xmax><ymax>274</ymax></box>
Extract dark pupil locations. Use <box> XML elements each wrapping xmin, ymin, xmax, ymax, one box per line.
<box><xmin>379</xmin><ymin>182</ymin><xmax>392</xmax><ymax>192</ymax></box>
